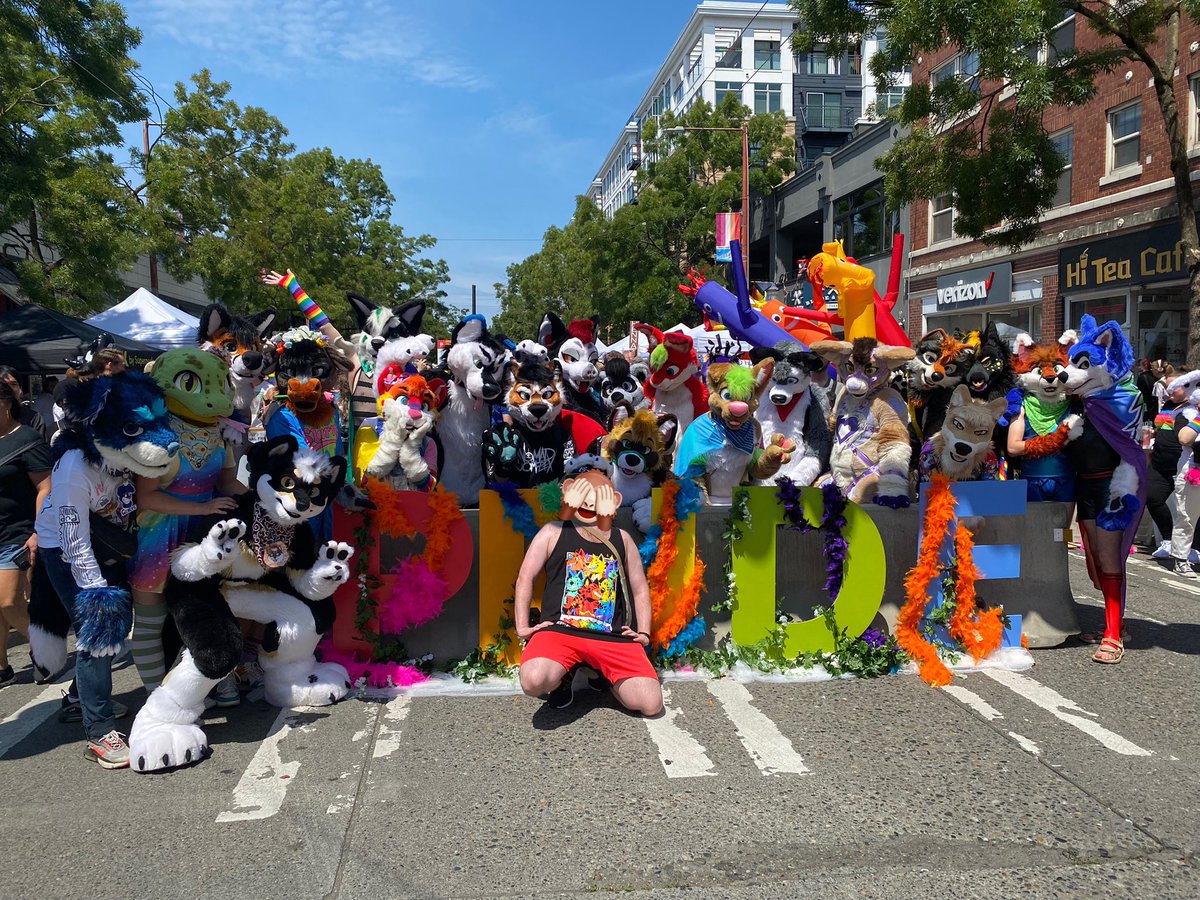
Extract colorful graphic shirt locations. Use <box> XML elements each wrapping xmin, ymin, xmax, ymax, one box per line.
<box><xmin>540</xmin><ymin>521</ymin><xmax>635</xmax><ymax>642</ymax></box>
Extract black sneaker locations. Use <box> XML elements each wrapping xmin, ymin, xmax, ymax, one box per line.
<box><xmin>543</xmin><ymin>665</ymin><xmax>580</xmax><ymax>709</ymax></box>
<box><xmin>59</xmin><ymin>691</ymin><xmax>129</xmax><ymax>723</ymax></box>
<box><xmin>0</xmin><ymin>665</ymin><xmax>14</xmax><ymax>688</ymax></box>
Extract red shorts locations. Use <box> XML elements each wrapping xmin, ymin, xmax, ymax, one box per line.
<box><xmin>522</xmin><ymin>629</ymin><xmax>657</xmax><ymax>683</ymax></box>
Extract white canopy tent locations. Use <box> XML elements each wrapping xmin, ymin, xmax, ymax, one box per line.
<box><xmin>85</xmin><ymin>287</ymin><xmax>201</xmax><ymax>350</ymax></box>
<box><xmin>606</xmin><ymin>323</ymin><xmax>751</xmax><ymax>358</ymax></box>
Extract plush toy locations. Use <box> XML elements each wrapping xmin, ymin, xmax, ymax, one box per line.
<box><xmin>128</xmin><ymin>436</ymin><xmax>353</xmax><ymax>771</ymax></box>
<box><xmin>906</xmin><ymin>328</ymin><xmax>977</xmax><ymax>446</ymax></box>
<box><xmin>1007</xmin><ymin>331</ymin><xmax>1082</xmax><ymax>501</ymax></box>
<box><xmin>359</xmin><ymin>374</ymin><xmax>443</xmax><ymax>491</ymax></box>
<box><xmin>197</xmin><ymin>303</ymin><xmax>276</xmax><ymax>461</ymax></box>
<box><xmin>672</xmin><ymin>359</ymin><xmax>794</xmax><ymax>506</ymax></box>
<box><xmin>635</xmin><ymin>324</ymin><xmax>708</xmax><ymax>434</ymax></box>
<box><xmin>756</xmin><ymin>296</ymin><xmax>834</xmax><ymax>347</ymax></box>
<box><xmin>27</xmin><ymin>373</ymin><xmax>180</xmax><ymax>684</ymax></box>
<box><xmin>601</xmin><ymin>409</ymin><xmax>677</xmax><ymax>531</ymax></box>
<box><xmin>483</xmin><ymin>359</ymin><xmax>606</xmax><ymax>487</ymax></box>
<box><xmin>917</xmin><ymin>385</ymin><xmax>1007</xmax><ymax>481</ymax></box>
<box><xmin>436</xmin><ymin>315</ymin><xmax>508</xmax><ymax>505</ymax></box>
<box><xmin>597</xmin><ymin>352</ymin><xmax>651</xmax><ymax>428</ymax></box>
<box><xmin>750</xmin><ymin>341</ymin><xmax>832</xmax><ymax>486</ymax></box>
<box><xmin>812</xmin><ymin>338</ymin><xmax>916</xmax><ymax>506</ymax></box>
<box><xmin>1062</xmin><ymin>315</ymin><xmax>1146</xmax><ymax>664</ymax></box>
<box><xmin>538</xmin><ymin>313</ymin><xmax>607</xmax><ymax>425</ymax></box>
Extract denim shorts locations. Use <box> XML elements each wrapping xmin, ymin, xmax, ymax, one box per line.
<box><xmin>0</xmin><ymin>541</ymin><xmax>29</xmax><ymax>570</ymax></box>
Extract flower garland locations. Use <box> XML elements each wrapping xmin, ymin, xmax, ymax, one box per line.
<box><xmin>898</xmin><ymin>474</ymin><xmax>1004</xmax><ymax>686</ymax></box>
<box><xmin>775</xmin><ymin>478</ymin><xmax>850</xmax><ymax>604</ymax></box>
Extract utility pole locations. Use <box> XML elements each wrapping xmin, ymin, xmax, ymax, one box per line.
<box><xmin>143</xmin><ymin>119</ymin><xmax>160</xmax><ymax>295</ymax></box>
<box><xmin>471</xmin><ymin>284</ymin><xmax>477</xmax><ymax>315</ymax></box>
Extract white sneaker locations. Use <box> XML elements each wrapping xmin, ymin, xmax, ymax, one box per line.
<box><xmin>1171</xmin><ymin>558</ymin><xmax>1197</xmax><ymax>579</ymax></box>
<box><xmin>1152</xmin><ymin>540</ymin><xmax>1171</xmax><ymax>559</ymax></box>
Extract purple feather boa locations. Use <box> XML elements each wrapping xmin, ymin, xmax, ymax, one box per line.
<box><xmin>775</xmin><ymin>477</ymin><xmax>850</xmax><ymax>602</ymax></box>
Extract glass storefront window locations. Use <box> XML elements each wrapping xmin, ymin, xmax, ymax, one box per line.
<box><xmin>925</xmin><ymin>312</ymin><xmax>984</xmax><ymax>337</ymax></box>
<box><xmin>1137</xmin><ymin>297</ymin><xmax>1188</xmax><ymax>362</ymax></box>
<box><xmin>1068</xmin><ymin>296</ymin><xmax>1128</xmax><ymax>330</ymax></box>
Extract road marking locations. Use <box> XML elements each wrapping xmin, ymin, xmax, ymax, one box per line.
<box><xmin>642</xmin><ymin>687</ymin><xmax>715</xmax><ymax>779</ymax></box>
<box><xmin>215</xmin><ymin>707</ymin><xmax>303</xmax><ymax>822</ymax></box>
<box><xmin>706</xmin><ymin>680</ymin><xmax>809</xmax><ymax>776</ymax></box>
<box><xmin>983</xmin><ymin>669</ymin><xmax>1152</xmax><ymax>757</ymax></box>
<box><xmin>372</xmin><ymin>696</ymin><xmax>410</xmax><ymax>759</ymax></box>
<box><xmin>1159</xmin><ymin>577</ymin><xmax>1200</xmax><ymax>596</ymax></box>
<box><xmin>0</xmin><ymin>684</ymin><xmax>64</xmax><ymax>759</ymax></box>
<box><xmin>1008</xmin><ymin>731</ymin><xmax>1041</xmax><ymax>756</ymax></box>
<box><xmin>942</xmin><ymin>684</ymin><xmax>1004</xmax><ymax>720</ymax></box>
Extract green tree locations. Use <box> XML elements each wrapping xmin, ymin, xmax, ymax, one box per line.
<box><xmin>0</xmin><ymin>0</ymin><xmax>148</xmax><ymax>314</ymax></box>
<box><xmin>790</xmin><ymin>0</ymin><xmax>1200</xmax><ymax>366</ymax></box>
<box><xmin>144</xmin><ymin>72</ymin><xmax>454</xmax><ymax>336</ymax></box>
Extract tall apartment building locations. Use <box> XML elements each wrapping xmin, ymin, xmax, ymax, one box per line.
<box><xmin>905</xmin><ymin>13</ymin><xmax>1199</xmax><ymax>361</ymax></box>
<box><xmin>588</xmin><ymin>0</ymin><xmax>797</xmax><ymax>221</ymax></box>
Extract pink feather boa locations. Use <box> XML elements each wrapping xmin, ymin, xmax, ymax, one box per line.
<box><xmin>379</xmin><ymin>556</ymin><xmax>449</xmax><ymax>633</ymax></box>
<box><xmin>1186</xmin><ymin>466</ymin><xmax>1200</xmax><ymax>486</ymax></box>
<box><xmin>317</xmin><ymin>638</ymin><xmax>428</xmax><ymax>688</ymax></box>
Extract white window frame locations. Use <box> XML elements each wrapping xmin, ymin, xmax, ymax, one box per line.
<box><xmin>754</xmin><ymin>82</ymin><xmax>782</xmax><ymax>114</ymax></box>
<box><xmin>714</xmin><ymin>81</ymin><xmax>743</xmax><ymax>107</ymax></box>
<box><xmin>930</xmin><ymin>193</ymin><xmax>955</xmax><ymax>244</ymax></box>
<box><xmin>1105</xmin><ymin>99</ymin><xmax>1142</xmax><ymax>179</ymax></box>
<box><xmin>1190</xmin><ymin>75</ymin><xmax>1200</xmax><ymax>150</ymax></box>
<box><xmin>807</xmin><ymin>50</ymin><xmax>837</xmax><ymax>76</ymax></box>
<box><xmin>754</xmin><ymin>39</ymin><xmax>781</xmax><ymax>71</ymax></box>
<box><xmin>1050</xmin><ymin>128</ymin><xmax>1073</xmax><ymax>208</ymax></box>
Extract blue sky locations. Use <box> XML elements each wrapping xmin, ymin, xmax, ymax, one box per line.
<box><xmin>119</xmin><ymin>0</ymin><xmax>779</xmax><ymax>319</ymax></box>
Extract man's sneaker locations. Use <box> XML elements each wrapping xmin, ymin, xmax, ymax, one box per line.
<box><xmin>1152</xmin><ymin>540</ymin><xmax>1171</xmax><ymax>559</ymax></box>
<box><xmin>235</xmin><ymin>660</ymin><xmax>265</xmax><ymax>692</ymax></box>
<box><xmin>59</xmin><ymin>691</ymin><xmax>129</xmax><ymax>723</ymax></box>
<box><xmin>85</xmin><ymin>730</ymin><xmax>130</xmax><ymax>769</ymax></box>
<box><xmin>212</xmin><ymin>674</ymin><xmax>240</xmax><ymax>708</ymax></box>
<box><xmin>0</xmin><ymin>665</ymin><xmax>14</xmax><ymax>688</ymax></box>
<box><xmin>1172</xmin><ymin>558</ymin><xmax>1197</xmax><ymax>579</ymax></box>
<box><xmin>543</xmin><ymin>665</ymin><xmax>581</xmax><ymax>709</ymax></box>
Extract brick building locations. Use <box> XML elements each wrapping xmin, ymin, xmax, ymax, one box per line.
<box><xmin>905</xmin><ymin>13</ymin><xmax>1200</xmax><ymax>363</ymax></box>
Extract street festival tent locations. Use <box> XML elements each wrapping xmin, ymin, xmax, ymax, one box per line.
<box><xmin>606</xmin><ymin>322</ymin><xmax>751</xmax><ymax>358</ymax></box>
<box><xmin>84</xmin><ymin>287</ymin><xmax>200</xmax><ymax>350</ymax></box>
<box><xmin>0</xmin><ymin>303</ymin><xmax>164</xmax><ymax>373</ymax></box>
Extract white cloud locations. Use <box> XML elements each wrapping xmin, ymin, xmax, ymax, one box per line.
<box><xmin>129</xmin><ymin>0</ymin><xmax>488</xmax><ymax>89</ymax></box>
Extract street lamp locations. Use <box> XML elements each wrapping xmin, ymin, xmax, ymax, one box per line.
<box><xmin>663</xmin><ymin>122</ymin><xmax>750</xmax><ymax>276</ymax></box>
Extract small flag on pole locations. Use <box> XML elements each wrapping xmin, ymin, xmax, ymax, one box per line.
<box><xmin>715</xmin><ymin>212</ymin><xmax>740</xmax><ymax>263</ymax></box>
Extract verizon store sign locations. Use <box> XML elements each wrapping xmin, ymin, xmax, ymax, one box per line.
<box><xmin>935</xmin><ymin>262</ymin><xmax>1012</xmax><ymax>311</ymax></box>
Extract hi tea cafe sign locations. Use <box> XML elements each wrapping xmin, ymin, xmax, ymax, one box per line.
<box><xmin>934</xmin><ymin>262</ymin><xmax>1013</xmax><ymax>311</ymax></box>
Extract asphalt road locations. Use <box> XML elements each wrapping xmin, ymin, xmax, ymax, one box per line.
<box><xmin>2</xmin><ymin>547</ymin><xmax>1198</xmax><ymax>900</ymax></box>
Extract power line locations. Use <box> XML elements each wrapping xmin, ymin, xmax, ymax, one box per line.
<box><xmin>695</xmin><ymin>0</ymin><xmax>773</xmax><ymax>92</ymax></box>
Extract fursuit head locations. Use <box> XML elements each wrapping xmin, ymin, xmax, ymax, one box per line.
<box><xmin>750</xmin><ymin>341</ymin><xmax>831</xmax><ymax>487</ymax></box>
<box><xmin>601</xmin><ymin>408</ymin><xmax>677</xmax><ymax>530</ymax></box>
<box><xmin>1013</xmin><ymin>330</ymin><xmax>1078</xmax><ymax>403</ymax></box>
<box><xmin>811</xmin><ymin>338</ymin><xmax>915</xmax><ymax>506</ymax></box>
<box><xmin>253</xmin><ymin>434</ymin><xmax>348</xmax><ymax>526</ymax></box>
<box><xmin>347</xmin><ymin>292</ymin><xmax>430</xmax><ymax>376</ymax></box>
<box><xmin>538</xmin><ymin>312</ymin><xmax>601</xmax><ymax>393</ymax></box>
<box><xmin>505</xmin><ymin>358</ymin><xmax>564</xmax><ymax>434</ymax></box>
<box><xmin>597</xmin><ymin>351</ymin><xmax>650</xmax><ymax>423</ymax></box>
<box><xmin>365</xmin><ymin>374</ymin><xmax>443</xmax><ymax>489</ymax></box>
<box><xmin>930</xmin><ymin>384</ymin><xmax>1008</xmax><ymax>479</ymax></box>
<box><xmin>908</xmin><ymin>328</ymin><xmax>976</xmax><ymax>393</ymax></box>
<box><xmin>56</xmin><ymin>371</ymin><xmax>180</xmax><ymax>478</ymax></box>
<box><xmin>962</xmin><ymin>322</ymin><xmax>1015</xmax><ymax>400</ymax></box>
<box><xmin>1062</xmin><ymin>314</ymin><xmax>1135</xmax><ymax>398</ymax></box>
<box><xmin>270</xmin><ymin>326</ymin><xmax>351</xmax><ymax>426</ymax></box>
<box><xmin>197</xmin><ymin>302</ymin><xmax>276</xmax><ymax>405</ymax></box>
<box><xmin>145</xmin><ymin>347</ymin><xmax>234</xmax><ymax>425</ymax></box>
<box><xmin>446</xmin><ymin>315</ymin><xmax>507</xmax><ymax>404</ymax></box>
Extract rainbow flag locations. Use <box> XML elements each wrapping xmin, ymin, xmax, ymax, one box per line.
<box><xmin>715</xmin><ymin>213</ymin><xmax>740</xmax><ymax>263</ymax></box>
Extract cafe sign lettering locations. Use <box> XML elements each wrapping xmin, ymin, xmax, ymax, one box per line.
<box><xmin>1058</xmin><ymin>220</ymin><xmax>1194</xmax><ymax>290</ymax></box>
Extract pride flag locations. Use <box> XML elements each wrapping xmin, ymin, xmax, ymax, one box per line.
<box><xmin>715</xmin><ymin>213</ymin><xmax>741</xmax><ymax>263</ymax></box>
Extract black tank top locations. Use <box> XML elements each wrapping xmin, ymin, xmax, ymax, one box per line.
<box><xmin>541</xmin><ymin>521</ymin><xmax>635</xmax><ymax>642</ymax></box>
<box><xmin>1065</xmin><ymin>415</ymin><xmax>1121</xmax><ymax>476</ymax></box>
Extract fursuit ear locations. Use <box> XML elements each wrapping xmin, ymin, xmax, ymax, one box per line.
<box><xmin>452</xmin><ymin>314</ymin><xmax>487</xmax><ymax>346</ymax></box>
<box><xmin>249</xmin><ymin>310</ymin><xmax>277</xmax><ymax>336</ymax></box>
<box><xmin>634</xmin><ymin>323</ymin><xmax>664</xmax><ymax>352</ymax></box>
<box><xmin>551</xmin><ymin>359</ymin><xmax>565</xmax><ymax>386</ymax></box>
<box><xmin>326</xmin><ymin>455</ymin><xmax>348</xmax><ymax>493</ymax></box>
<box><xmin>949</xmin><ymin>384</ymin><xmax>971</xmax><ymax>409</ymax></box>
<box><xmin>265</xmin><ymin>434</ymin><xmax>300</xmax><ymax>461</ymax></box>
<box><xmin>656</xmin><ymin>413</ymin><xmax>679</xmax><ymax>452</ymax></box>
<box><xmin>59</xmin><ymin>377</ymin><xmax>107</xmax><ymax>426</ymax></box>
<box><xmin>748</xmin><ymin>346</ymin><xmax>780</xmax><ymax>366</ymax></box>
<box><xmin>538</xmin><ymin>312</ymin><xmax>566</xmax><ymax>350</ymax></box>
<box><xmin>920</xmin><ymin>328</ymin><xmax>949</xmax><ymax>345</ymax></box>
<box><xmin>794</xmin><ymin>350</ymin><xmax>824</xmax><ymax>372</ymax></box>
<box><xmin>426</xmin><ymin>377</ymin><xmax>449</xmax><ymax>411</ymax></box>
<box><xmin>810</xmin><ymin>340</ymin><xmax>853</xmax><ymax>366</ymax></box>
<box><xmin>1058</xmin><ymin>329</ymin><xmax>1078</xmax><ymax>349</ymax></box>
<box><xmin>395</xmin><ymin>299</ymin><xmax>426</xmax><ymax>336</ymax></box>
<box><xmin>985</xmin><ymin>395</ymin><xmax>1008</xmax><ymax>419</ymax></box>
<box><xmin>752</xmin><ymin>359</ymin><xmax>775</xmax><ymax>394</ymax></box>
<box><xmin>346</xmin><ymin>293</ymin><xmax>378</xmax><ymax>330</ymax></box>
<box><xmin>504</xmin><ymin>360</ymin><xmax>521</xmax><ymax>387</ymax></box>
<box><xmin>1013</xmin><ymin>332</ymin><xmax>1035</xmax><ymax>363</ymax></box>
<box><xmin>198</xmin><ymin>304</ymin><xmax>232</xmax><ymax>345</ymax></box>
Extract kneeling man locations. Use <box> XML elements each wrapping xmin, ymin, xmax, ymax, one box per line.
<box><xmin>515</xmin><ymin>470</ymin><xmax>662</xmax><ymax>716</ymax></box>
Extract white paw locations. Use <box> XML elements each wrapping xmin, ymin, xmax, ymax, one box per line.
<box><xmin>1064</xmin><ymin>413</ymin><xmax>1083</xmax><ymax>440</ymax></box>
<box><xmin>314</xmin><ymin>541</ymin><xmax>354</xmax><ymax>586</ymax></box>
<box><xmin>263</xmin><ymin>662</ymin><xmax>351</xmax><ymax>708</ymax></box>
<box><xmin>632</xmin><ymin>496</ymin><xmax>654</xmax><ymax>533</ymax></box>
<box><xmin>130</xmin><ymin>719</ymin><xmax>209</xmax><ymax>773</ymax></box>
<box><xmin>203</xmin><ymin>519</ymin><xmax>246</xmax><ymax>564</ymax></box>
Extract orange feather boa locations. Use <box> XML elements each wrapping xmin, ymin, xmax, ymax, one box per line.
<box><xmin>646</xmin><ymin>479</ymin><xmax>707</xmax><ymax>651</ymax></box>
<box><xmin>948</xmin><ymin>522</ymin><xmax>1004</xmax><ymax>663</ymax></box>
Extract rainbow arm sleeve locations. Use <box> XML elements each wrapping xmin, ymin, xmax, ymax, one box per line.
<box><xmin>282</xmin><ymin>271</ymin><xmax>330</xmax><ymax>330</ymax></box>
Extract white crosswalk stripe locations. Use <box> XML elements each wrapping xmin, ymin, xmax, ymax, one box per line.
<box><xmin>215</xmin><ymin>707</ymin><xmax>304</xmax><ymax>822</ymax></box>
<box><xmin>706</xmin><ymin>679</ymin><xmax>809</xmax><ymax>776</ymax></box>
<box><xmin>642</xmin><ymin>686</ymin><xmax>716</xmax><ymax>779</ymax></box>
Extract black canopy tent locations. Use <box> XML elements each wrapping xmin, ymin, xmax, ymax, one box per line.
<box><xmin>0</xmin><ymin>304</ymin><xmax>164</xmax><ymax>374</ymax></box>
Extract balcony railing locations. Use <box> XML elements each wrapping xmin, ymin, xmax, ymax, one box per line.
<box><xmin>800</xmin><ymin>104</ymin><xmax>860</xmax><ymax>130</ymax></box>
